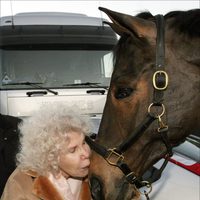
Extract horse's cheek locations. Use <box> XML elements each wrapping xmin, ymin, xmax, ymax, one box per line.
<box><xmin>137</xmin><ymin>76</ymin><xmax>152</xmax><ymax>104</ymax></box>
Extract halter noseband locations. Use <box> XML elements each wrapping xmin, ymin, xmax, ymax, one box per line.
<box><xmin>86</xmin><ymin>14</ymin><xmax>172</xmax><ymax>198</ymax></box>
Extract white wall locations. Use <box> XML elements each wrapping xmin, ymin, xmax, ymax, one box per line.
<box><xmin>0</xmin><ymin>0</ymin><xmax>199</xmax><ymax>19</ymax></box>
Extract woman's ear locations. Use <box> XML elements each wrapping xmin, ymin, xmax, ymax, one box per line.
<box><xmin>49</xmin><ymin>155</ymin><xmax>61</xmax><ymax>179</ymax></box>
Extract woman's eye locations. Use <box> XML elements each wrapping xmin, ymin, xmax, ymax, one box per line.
<box><xmin>69</xmin><ymin>147</ymin><xmax>76</xmax><ymax>153</ymax></box>
<box><xmin>115</xmin><ymin>88</ymin><xmax>133</xmax><ymax>99</ymax></box>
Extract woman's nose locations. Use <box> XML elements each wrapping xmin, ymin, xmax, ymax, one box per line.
<box><xmin>80</xmin><ymin>145</ymin><xmax>91</xmax><ymax>159</ymax></box>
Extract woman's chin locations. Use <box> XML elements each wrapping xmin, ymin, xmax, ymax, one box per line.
<box><xmin>79</xmin><ymin>167</ymin><xmax>89</xmax><ymax>177</ymax></box>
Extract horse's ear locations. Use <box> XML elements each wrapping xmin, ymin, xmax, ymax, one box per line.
<box><xmin>103</xmin><ymin>21</ymin><xmax>133</xmax><ymax>36</ymax></box>
<box><xmin>99</xmin><ymin>7</ymin><xmax>156</xmax><ymax>40</ymax></box>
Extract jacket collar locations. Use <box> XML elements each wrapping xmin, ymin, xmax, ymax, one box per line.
<box><xmin>25</xmin><ymin>170</ymin><xmax>64</xmax><ymax>200</ymax></box>
<box><xmin>24</xmin><ymin>170</ymin><xmax>91</xmax><ymax>200</ymax></box>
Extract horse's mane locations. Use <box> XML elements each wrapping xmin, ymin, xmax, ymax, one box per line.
<box><xmin>136</xmin><ymin>9</ymin><xmax>200</xmax><ymax>37</ymax></box>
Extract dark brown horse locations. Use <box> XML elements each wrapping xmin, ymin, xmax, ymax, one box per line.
<box><xmin>86</xmin><ymin>7</ymin><xmax>200</xmax><ymax>200</ymax></box>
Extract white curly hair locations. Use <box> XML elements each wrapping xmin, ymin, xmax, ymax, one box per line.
<box><xmin>16</xmin><ymin>103</ymin><xmax>92</xmax><ymax>176</ymax></box>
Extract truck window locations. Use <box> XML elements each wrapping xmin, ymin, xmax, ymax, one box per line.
<box><xmin>1</xmin><ymin>47</ymin><xmax>113</xmax><ymax>88</ymax></box>
<box><xmin>103</xmin><ymin>52</ymin><xmax>113</xmax><ymax>78</ymax></box>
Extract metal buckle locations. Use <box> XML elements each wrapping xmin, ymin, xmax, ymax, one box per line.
<box><xmin>139</xmin><ymin>181</ymin><xmax>152</xmax><ymax>195</ymax></box>
<box><xmin>125</xmin><ymin>172</ymin><xmax>137</xmax><ymax>184</ymax></box>
<box><xmin>153</xmin><ymin>70</ymin><xmax>168</xmax><ymax>90</ymax></box>
<box><xmin>105</xmin><ymin>148</ymin><xmax>124</xmax><ymax>166</ymax></box>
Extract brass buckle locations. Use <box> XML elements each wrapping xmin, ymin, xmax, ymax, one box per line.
<box><xmin>105</xmin><ymin>148</ymin><xmax>124</xmax><ymax>166</ymax></box>
<box><xmin>153</xmin><ymin>70</ymin><xmax>168</xmax><ymax>90</ymax></box>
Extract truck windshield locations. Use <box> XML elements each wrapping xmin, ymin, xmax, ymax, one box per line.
<box><xmin>0</xmin><ymin>47</ymin><xmax>114</xmax><ymax>89</ymax></box>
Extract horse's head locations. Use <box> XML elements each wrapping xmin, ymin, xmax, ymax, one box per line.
<box><xmin>89</xmin><ymin>7</ymin><xmax>200</xmax><ymax>200</ymax></box>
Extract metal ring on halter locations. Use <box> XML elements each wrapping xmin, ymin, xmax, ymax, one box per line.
<box><xmin>148</xmin><ymin>103</ymin><xmax>165</xmax><ymax>118</ymax></box>
<box><xmin>138</xmin><ymin>181</ymin><xmax>152</xmax><ymax>195</ymax></box>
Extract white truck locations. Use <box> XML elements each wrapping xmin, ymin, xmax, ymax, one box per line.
<box><xmin>0</xmin><ymin>12</ymin><xmax>118</xmax><ymax>133</ymax></box>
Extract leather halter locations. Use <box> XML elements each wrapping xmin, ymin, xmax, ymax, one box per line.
<box><xmin>86</xmin><ymin>14</ymin><xmax>172</xmax><ymax>197</ymax></box>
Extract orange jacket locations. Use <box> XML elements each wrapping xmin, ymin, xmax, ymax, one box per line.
<box><xmin>1</xmin><ymin>168</ymin><xmax>91</xmax><ymax>200</ymax></box>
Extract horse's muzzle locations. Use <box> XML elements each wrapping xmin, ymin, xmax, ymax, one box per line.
<box><xmin>90</xmin><ymin>175</ymin><xmax>105</xmax><ymax>200</ymax></box>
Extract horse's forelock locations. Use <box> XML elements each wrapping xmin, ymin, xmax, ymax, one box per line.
<box><xmin>136</xmin><ymin>12</ymin><xmax>154</xmax><ymax>20</ymax></box>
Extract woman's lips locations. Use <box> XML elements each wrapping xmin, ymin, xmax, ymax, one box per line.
<box><xmin>81</xmin><ymin>164</ymin><xmax>90</xmax><ymax>170</ymax></box>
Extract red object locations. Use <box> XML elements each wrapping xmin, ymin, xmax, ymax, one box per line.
<box><xmin>169</xmin><ymin>158</ymin><xmax>200</xmax><ymax>176</ymax></box>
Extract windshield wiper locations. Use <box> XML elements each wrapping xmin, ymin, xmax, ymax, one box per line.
<box><xmin>3</xmin><ymin>81</ymin><xmax>58</xmax><ymax>95</ymax></box>
<box><xmin>63</xmin><ymin>82</ymin><xmax>109</xmax><ymax>90</ymax></box>
<box><xmin>63</xmin><ymin>82</ymin><xmax>100</xmax><ymax>87</ymax></box>
<box><xmin>63</xmin><ymin>82</ymin><xmax>108</xmax><ymax>89</ymax></box>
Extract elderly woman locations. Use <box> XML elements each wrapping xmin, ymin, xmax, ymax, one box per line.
<box><xmin>1</xmin><ymin>104</ymin><xmax>92</xmax><ymax>200</ymax></box>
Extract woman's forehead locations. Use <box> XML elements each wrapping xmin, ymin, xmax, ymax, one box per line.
<box><xmin>66</xmin><ymin>131</ymin><xmax>84</xmax><ymax>143</ymax></box>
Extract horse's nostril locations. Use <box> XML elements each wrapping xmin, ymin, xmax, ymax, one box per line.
<box><xmin>91</xmin><ymin>177</ymin><xmax>101</xmax><ymax>192</ymax></box>
<box><xmin>90</xmin><ymin>176</ymin><xmax>104</xmax><ymax>200</ymax></box>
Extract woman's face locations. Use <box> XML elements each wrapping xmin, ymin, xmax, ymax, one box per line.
<box><xmin>58</xmin><ymin>131</ymin><xmax>91</xmax><ymax>178</ymax></box>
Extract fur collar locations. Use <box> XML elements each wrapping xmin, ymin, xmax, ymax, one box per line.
<box><xmin>24</xmin><ymin>170</ymin><xmax>63</xmax><ymax>200</ymax></box>
<box><xmin>25</xmin><ymin>170</ymin><xmax>91</xmax><ymax>200</ymax></box>
<box><xmin>33</xmin><ymin>175</ymin><xmax>64</xmax><ymax>200</ymax></box>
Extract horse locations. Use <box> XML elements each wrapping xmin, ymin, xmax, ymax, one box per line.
<box><xmin>86</xmin><ymin>7</ymin><xmax>200</xmax><ymax>200</ymax></box>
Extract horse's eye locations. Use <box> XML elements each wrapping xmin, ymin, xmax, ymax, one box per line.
<box><xmin>115</xmin><ymin>88</ymin><xmax>133</xmax><ymax>99</ymax></box>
